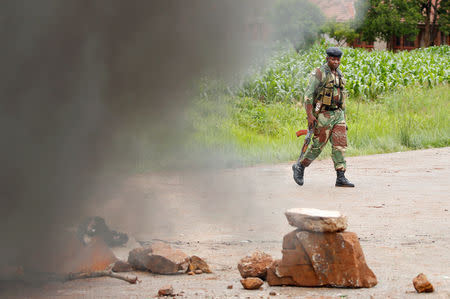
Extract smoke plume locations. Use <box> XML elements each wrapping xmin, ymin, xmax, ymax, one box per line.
<box><xmin>0</xmin><ymin>0</ymin><xmax>269</xmax><ymax>270</ymax></box>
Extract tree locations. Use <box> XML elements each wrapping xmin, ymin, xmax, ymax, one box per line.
<box><xmin>355</xmin><ymin>0</ymin><xmax>422</xmax><ymax>50</ymax></box>
<box><xmin>271</xmin><ymin>0</ymin><xmax>325</xmax><ymax>52</ymax></box>
<box><xmin>438</xmin><ymin>0</ymin><xmax>450</xmax><ymax>35</ymax></box>
<box><xmin>321</xmin><ymin>21</ymin><xmax>360</xmax><ymax>46</ymax></box>
<box><xmin>416</xmin><ymin>0</ymin><xmax>449</xmax><ymax>46</ymax></box>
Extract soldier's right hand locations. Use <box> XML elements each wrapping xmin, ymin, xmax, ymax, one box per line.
<box><xmin>307</xmin><ymin>115</ymin><xmax>317</xmax><ymax>128</ymax></box>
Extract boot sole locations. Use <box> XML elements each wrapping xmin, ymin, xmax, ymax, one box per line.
<box><xmin>335</xmin><ymin>184</ymin><xmax>355</xmax><ymax>187</ymax></box>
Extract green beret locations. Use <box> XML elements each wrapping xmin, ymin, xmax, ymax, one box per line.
<box><xmin>326</xmin><ymin>47</ymin><xmax>343</xmax><ymax>58</ymax></box>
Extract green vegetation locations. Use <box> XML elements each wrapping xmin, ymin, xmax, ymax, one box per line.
<box><xmin>355</xmin><ymin>0</ymin><xmax>449</xmax><ymax>48</ymax></box>
<box><xmin>191</xmin><ymin>84</ymin><xmax>450</xmax><ymax>164</ymax></box>
<box><xmin>321</xmin><ymin>21</ymin><xmax>359</xmax><ymax>47</ymax></box>
<box><xmin>189</xmin><ymin>44</ymin><xmax>450</xmax><ymax>165</ymax></box>
<box><xmin>240</xmin><ymin>43</ymin><xmax>449</xmax><ymax>102</ymax></box>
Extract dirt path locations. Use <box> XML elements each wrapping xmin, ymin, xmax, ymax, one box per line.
<box><xmin>3</xmin><ymin>148</ymin><xmax>450</xmax><ymax>298</ymax></box>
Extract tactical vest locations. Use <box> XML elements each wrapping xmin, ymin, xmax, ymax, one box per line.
<box><xmin>313</xmin><ymin>65</ymin><xmax>345</xmax><ymax>108</ymax></box>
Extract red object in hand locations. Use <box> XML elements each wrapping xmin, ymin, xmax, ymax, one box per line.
<box><xmin>296</xmin><ymin>129</ymin><xmax>308</xmax><ymax>137</ymax></box>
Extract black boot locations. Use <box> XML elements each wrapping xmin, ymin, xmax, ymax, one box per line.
<box><xmin>292</xmin><ymin>163</ymin><xmax>305</xmax><ymax>186</ymax></box>
<box><xmin>335</xmin><ymin>170</ymin><xmax>355</xmax><ymax>187</ymax></box>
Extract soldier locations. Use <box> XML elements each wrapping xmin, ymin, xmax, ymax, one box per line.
<box><xmin>292</xmin><ymin>47</ymin><xmax>354</xmax><ymax>187</ymax></box>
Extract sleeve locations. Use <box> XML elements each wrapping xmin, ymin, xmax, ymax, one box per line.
<box><xmin>303</xmin><ymin>69</ymin><xmax>320</xmax><ymax>105</ymax></box>
<box><xmin>340</xmin><ymin>77</ymin><xmax>347</xmax><ymax>112</ymax></box>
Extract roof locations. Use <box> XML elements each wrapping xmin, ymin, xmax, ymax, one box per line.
<box><xmin>309</xmin><ymin>0</ymin><xmax>356</xmax><ymax>22</ymax></box>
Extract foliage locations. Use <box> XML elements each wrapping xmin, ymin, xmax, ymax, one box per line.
<box><xmin>439</xmin><ymin>0</ymin><xmax>450</xmax><ymax>34</ymax></box>
<box><xmin>354</xmin><ymin>0</ymin><xmax>422</xmax><ymax>49</ymax></box>
<box><xmin>239</xmin><ymin>43</ymin><xmax>326</xmax><ymax>104</ymax></box>
<box><xmin>321</xmin><ymin>21</ymin><xmax>359</xmax><ymax>46</ymax></box>
<box><xmin>239</xmin><ymin>43</ymin><xmax>450</xmax><ymax>102</ymax></box>
<box><xmin>271</xmin><ymin>0</ymin><xmax>325</xmax><ymax>52</ymax></box>
<box><xmin>190</xmin><ymin>85</ymin><xmax>450</xmax><ymax>164</ymax></box>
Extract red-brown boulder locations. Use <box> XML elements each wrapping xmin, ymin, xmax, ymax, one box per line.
<box><xmin>238</xmin><ymin>251</ymin><xmax>273</xmax><ymax>279</ymax></box>
<box><xmin>267</xmin><ymin>231</ymin><xmax>377</xmax><ymax>288</ymax></box>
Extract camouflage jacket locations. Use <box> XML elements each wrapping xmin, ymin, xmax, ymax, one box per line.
<box><xmin>304</xmin><ymin>63</ymin><xmax>346</xmax><ymax>112</ymax></box>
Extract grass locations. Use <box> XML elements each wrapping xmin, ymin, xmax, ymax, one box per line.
<box><xmin>190</xmin><ymin>84</ymin><xmax>450</xmax><ymax>165</ymax></box>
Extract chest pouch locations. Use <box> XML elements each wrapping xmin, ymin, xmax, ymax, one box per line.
<box><xmin>322</xmin><ymin>80</ymin><xmax>334</xmax><ymax>106</ymax></box>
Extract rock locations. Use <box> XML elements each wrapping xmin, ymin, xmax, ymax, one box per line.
<box><xmin>128</xmin><ymin>247</ymin><xmax>152</xmax><ymax>271</ymax></box>
<box><xmin>285</xmin><ymin>208</ymin><xmax>347</xmax><ymax>232</ymax></box>
<box><xmin>240</xmin><ymin>277</ymin><xmax>264</xmax><ymax>290</ymax></box>
<box><xmin>188</xmin><ymin>271</ymin><xmax>194</xmax><ymax>275</ymax></box>
<box><xmin>194</xmin><ymin>269</ymin><xmax>203</xmax><ymax>274</ymax></box>
<box><xmin>158</xmin><ymin>285</ymin><xmax>174</xmax><ymax>296</ymax></box>
<box><xmin>227</xmin><ymin>284</ymin><xmax>233</xmax><ymax>289</ymax></box>
<box><xmin>413</xmin><ymin>273</ymin><xmax>434</xmax><ymax>293</ymax></box>
<box><xmin>269</xmin><ymin>291</ymin><xmax>277</xmax><ymax>296</ymax></box>
<box><xmin>188</xmin><ymin>255</ymin><xmax>212</xmax><ymax>273</ymax></box>
<box><xmin>128</xmin><ymin>242</ymin><xmax>189</xmax><ymax>274</ymax></box>
<box><xmin>238</xmin><ymin>251</ymin><xmax>273</xmax><ymax>279</ymax></box>
<box><xmin>112</xmin><ymin>260</ymin><xmax>133</xmax><ymax>272</ymax></box>
<box><xmin>267</xmin><ymin>231</ymin><xmax>377</xmax><ymax>288</ymax></box>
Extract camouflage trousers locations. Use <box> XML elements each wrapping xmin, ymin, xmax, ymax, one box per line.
<box><xmin>300</xmin><ymin>109</ymin><xmax>347</xmax><ymax>170</ymax></box>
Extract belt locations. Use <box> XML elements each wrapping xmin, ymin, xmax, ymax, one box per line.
<box><xmin>323</xmin><ymin>106</ymin><xmax>339</xmax><ymax>111</ymax></box>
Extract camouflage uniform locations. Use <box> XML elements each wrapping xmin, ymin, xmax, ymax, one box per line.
<box><xmin>300</xmin><ymin>64</ymin><xmax>347</xmax><ymax>170</ymax></box>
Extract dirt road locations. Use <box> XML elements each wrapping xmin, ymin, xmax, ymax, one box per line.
<box><xmin>3</xmin><ymin>148</ymin><xmax>450</xmax><ymax>298</ymax></box>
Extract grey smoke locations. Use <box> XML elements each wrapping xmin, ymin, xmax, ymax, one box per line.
<box><xmin>0</xmin><ymin>0</ymin><xmax>270</xmax><ymax>270</ymax></box>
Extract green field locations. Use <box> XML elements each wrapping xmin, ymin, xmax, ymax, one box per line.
<box><xmin>188</xmin><ymin>44</ymin><xmax>450</xmax><ymax>165</ymax></box>
<box><xmin>190</xmin><ymin>84</ymin><xmax>450</xmax><ymax>165</ymax></box>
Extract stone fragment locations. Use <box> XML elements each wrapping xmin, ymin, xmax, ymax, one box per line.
<box><xmin>188</xmin><ymin>271</ymin><xmax>194</xmax><ymax>275</ymax></box>
<box><xmin>112</xmin><ymin>260</ymin><xmax>133</xmax><ymax>272</ymax></box>
<box><xmin>413</xmin><ymin>273</ymin><xmax>434</xmax><ymax>293</ymax></box>
<box><xmin>188</xmin><ymin>255</ymin><xmax>212</xmax><ymax>273</ymax></box>
<box><xmin>238</xmin><ymin>251</ymin><xmax>273</xmax><ymax>279</ymax></box>
<box><xmin>128</xmin><ymin>242</ymin><xmax>189</xmax><ymax>274</ymax></box>
<box><xmin>267</xmin><ymin>231</ymin><xmax>377</xmax><ymax>288</ymax></box>
<box><xmin>158</xmin><ymin>285</ymin><xmax>174</xmax><ymax>296</ymax></box>
<box><xmin>269</xmin><ymin>291</ymin><xmax>277</xmax><ymax>296</ymax></box>
<box><xmin>240</xmin><ymin>277</ymin><xmax>264</xmax><ymax>290</ymax></box>
<box><xmin>227</xmin><ymin>284</ymin><xmax>233</xmax><ymax>289</ymax></box>
<box><xmin>285</xmin><ymin>208</ymin><xmax>347</xmax><ymax>232</ymax></box>
<box><xmin>194</xmin><ymin>269</ymin><xmax>203</xmax><ymax>274</ymax></box>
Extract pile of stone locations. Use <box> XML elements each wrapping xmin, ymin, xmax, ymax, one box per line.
<box><xmin>237</xmin><ymin>251</ymin><xmax>273</xmax><ymax>290</ymax></box>
<box><xmin>267</xmin><ymin>208</ymin><xmax>377</xmax><ymax>288</ymax></box>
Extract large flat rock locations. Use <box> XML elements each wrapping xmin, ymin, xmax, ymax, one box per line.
<box><xmin>285</xmin><ymin>208</ymin><xmax>347</xmax><ymax>232</ymax></box>
<box><xmin>128</xmin><ymin>242</ymin><xmax>189</xmax><ymax>274</ymax></box>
